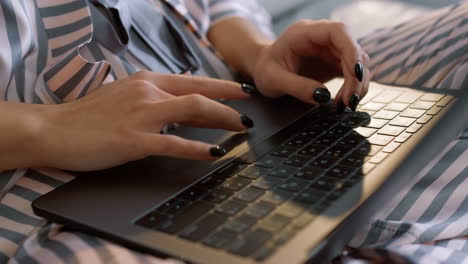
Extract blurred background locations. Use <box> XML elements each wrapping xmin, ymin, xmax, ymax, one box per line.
<box><xmin>259</xmin><ymin>0</ymin><xmax>461</xmax><ymax>38</ymax></box>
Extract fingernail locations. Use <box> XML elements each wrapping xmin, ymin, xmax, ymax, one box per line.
<box><xmin>337</xmin><ymin>100</ymin><xmax>346</xmax><ymax>114</ymax></box>
<box><xmin>349</xmin><ymin>93</ymin><xmax>360</xmax><ymax>112</ymax></box>
<box><xmin>240</xmin><ymin>115</ymin><xmax>254</xmax><ymax>129</ymax></box>
<box><xmin>313</xmin><ymin>87</ymin><xmax>331</xmax><ymax>103</ymax></box>
<box><xmin>355</xmin><ymin>62</ymin><xmax>364</xmax><ymax>82</ymax></box>
<box><xmin>241</xmin><ymin>83</ymin><xmax>256</xmax><ymax>94</ymax></box>
<box><xmin>210</xmin><ymin>146</ymin><xmax>227</xmax><ymax>157</ymax></box>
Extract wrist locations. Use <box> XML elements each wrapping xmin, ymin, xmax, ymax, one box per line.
<box><xmin>0</xmin><ymin>102</ymin><xmax>52</xmax><ymax>170</ymax></box>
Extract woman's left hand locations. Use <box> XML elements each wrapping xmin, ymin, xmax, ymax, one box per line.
<box><xmin>251</xmin><ymin>20</ymin><xmax>371</xmax><ymax>111</ymax></box>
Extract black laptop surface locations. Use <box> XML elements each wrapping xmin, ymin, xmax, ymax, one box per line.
<box><xmin>32</xmin><ymin>80</ymin><xmax>468</xmax><ymax>264</ymax></box>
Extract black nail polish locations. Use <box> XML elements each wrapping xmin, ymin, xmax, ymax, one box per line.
<box><xmin>349</xmin><ymin>93</ymin><xmax>360</xmax><ymax>112</ymax></box>
<box><xmin>240</xmin><ymin>115</ymin><xmax>254</xmax><ymax>129</ymax></box>
<box><xmin>210</xmin><ymin>146</ymin><xmax>227</xmax><ymax>157</ymax></box>
<box><xmin>355</xmin><ymin>62</ymin><xmax>364</xmax><ymax>82</ymax></box>
<box><xmin>241</xmin><ymin>83</ymin><xmax>256</xmax><ymax>94</ymax></box>
<box><xmin>313</xmin><ymin>87</ymin><xmax>331</xmax><ymax>103</ymax></box>
<box><xmin>337</xmin><ymin>100</ymin><xmax>346</xmax><ymax>114</ymax></box>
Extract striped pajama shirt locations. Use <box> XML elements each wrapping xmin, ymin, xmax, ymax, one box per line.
<box><xmin>0</xmin><ymin>0</ymin><xmax>466</xmax><ymax>263</ymax></box>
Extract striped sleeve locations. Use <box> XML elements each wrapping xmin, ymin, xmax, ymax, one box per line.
<box><xmin>0</xmin><ymin>0</ymin><xmax>34</xmax><ymax>103</ymax></box>
<box><xmin>206</xmin><ymin>0</ymin><xmax>275</xmax><ymax>38</ymax></box>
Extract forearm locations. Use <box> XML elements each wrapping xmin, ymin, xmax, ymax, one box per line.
<box><xmin>0</xmin><ymin>102</ymin><xmax>47</xmax><ymax>171</ymax></box>
<box><xmin>208</xmin><ymin>17</ymin><xmax>273</xmax><ymax>77</ymax></box>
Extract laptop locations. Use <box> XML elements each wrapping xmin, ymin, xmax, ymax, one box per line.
<box><xmin>32</xmin><ymin>79</ymin><xmax>468</xmax><ymax>264</ymax></box>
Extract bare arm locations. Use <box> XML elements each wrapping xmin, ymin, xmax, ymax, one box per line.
<box><xmin>0</xmin><ymin>102</ymin><xmax>47</xmax><ymax>170</ymax></box>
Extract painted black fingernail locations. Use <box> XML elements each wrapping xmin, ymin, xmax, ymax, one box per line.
<box><xmin>349</xmin><ymin>93</ymin><xmax>360</xmax><ymax>112</ymax></box>
<box><xmin>210</xmin><ymin>146</ymin><xmax>227</xmax><ymax>157</ymax></box>
<box><xmin>240</xmin><ymin>115</ymin><xmax>254</xmax><ymax>129</ymax></box>
<box><xmin>313</xmin><ymin>87</ymin><xmax>331</xmax><ymax>103</ymax></box>
<box><xmin>355</xmin><ymin>62</ymin><xmax>364</xmax><ymax>82</ymax></box>
<box><xmin>241</xmin><ymin>83</ymin><xmax>256</xmax><ymax>94</ymax></box>
<box><xmin>337</xmin><ymin>100</ymin><xmax>346</xmax><ymax>114</ymax></box>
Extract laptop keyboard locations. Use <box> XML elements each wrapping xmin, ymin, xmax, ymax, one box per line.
<box><xmin>135</xmin><ymin>89</ymin><xmax>453</xmax><ymax>261</ymax></box>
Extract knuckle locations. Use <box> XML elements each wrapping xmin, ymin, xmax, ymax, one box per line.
<box><xmin>332</xmin><ymin>21</ymin><xmax>347</xmax><ymax>31</ymax></box>
<box><xmin>131</xmin><ymin>80</ymin><xmax>154</xmax><ymax>95</ymax></box>
<box><xmin>132</xmin><ymin>70</ymin><xmax>154</xmax><ymax>81</ymax></box>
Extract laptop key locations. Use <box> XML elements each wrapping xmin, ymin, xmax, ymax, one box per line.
<box><xmin>284</xmin><ymin>154</ymin><xmax>313</xmax><ymax>167</ymax></box>
<box><xmin>400</xmin><ymin>108</ymin><xmax>425</xmax><ymax>118</ymax></box>
<box><xmin>341</xmin><ymin>153</ymin><xmax>366</xmax><ymax>168</ymax></box>
<box><xmin>203</xmin><ymin>229</ymin><xmax>237</xmax><ymax>249</ymax></box>
<box><xmin>373</xmin><ymin>110</ymin><xmax>399</xmax><ymax>120</ymax></box>
<box><xmin>310</xmin><ymin>156</ymin><xmax>337</xmax><ymax>169</ymax></box>
<box><xmin>382</xmin><ymin>142</ymin><xmax>401</xmax><ymax>153</ymax></box>
<box><xmin>427</xmin><ymin>106</ymin><xmax>442</xmax><ymax>116</ymax></box>
<box><xmin>292</xmin><ymin>212</ymin><xmax>317</xmax><ymax>230</ymax></box>
<box><xmin>277</xmin><ymin>177</ymin><xmax>310</xmax><ymax>192</ymax></box>
<box><xmin>312</xmin><ymin>135</ymin><xmax>340</xmax><ymax>146</ymax></box>
<box><xmin>286</xmin><ymin>135</ymin><xmax>312</xmax><ymax>148</ymax></box>
<box><xmin>260</xmin><ymin>214</ymin><xmax>292</xmax><ymax>232</ymax></box>
<box><xmin>354</xmin><ymin>127</ymin><xmax>377</xmax><ymax>138</ymax></box>
<box><xmin>372</xmin><ymin>90</ymin><xmax>402</xmax><ymax>103</ymax></box>
<box><xmin>270</xmin><ymin>145</ymin><xmax>298</xmax><ymax>158</ymax></box>
<box><xmin>237</xmin><ymin>166</ymin><xmax>268</xmax><ymax>180</ymax></box>
<box><xmin>252</xmin><ymin>176</ymin><xmax>284</xmax><ymax>190</ymax></box>
<box><xmin>253</xmin><ymin>245</ymin><xmax>276</xmax><ymax>261</ymax></box>
<box><xmin>406</xmin><ymin>123</ymin><xmax>423</xmax><ymax>133</ymax></box>
<box><xmin>203</xmin><ymin>188</ymin><xmax>233</xmax><ymax>203</ymax></box>
<box><xmin>436</xmin><ymin>96</ymin><xmax>454</xmax><ymax>107</ymax></box>
<box><xmin>245</xmin><ymin>201</ymin><xmax>276</xmax><ymax>218</ymax></box>
<box><xmin>389</xmin><ymin>116</ymin><xmax>416</xmax><ymax>127</ymax></box>
<box><xmin>273</xmin><ymin>227</ymin><xmax>298</xmax><ymax>246</ymax></box>
<box><xmin>295</xmin><ymin>166</ymin><xmax>325</xmax><ymax>180</ymax></box>
<box><xmin>300</xmin><ymin>126</ymin><xmax>324</xmax><ymax>138</ymax></box>
<box><xmin>180</xmin><ymin>213</ymin><xmax>228</xmax><ymax>241</ymax></box>
<box><xmin>157</xmin><ymin>201</ymin><xmax>214</xmax><ymax>234</ymax></box>
<box><xmin>361</xmin><ymin>102</ymin><xmax>385</xmax><ymax>111</ymax></box>
<box><xmin>385</xmin><ymin>103</ymin><xmax>409</xmax><ymax>112</ymax></box>
<box><xmin>417</xmin><ymin>114</ymin><xmax>432</xmax><ymax>124</ymax></box>
<box><xmin>337</xmin><ymin>135</ymin><xmax>366</xmax><ymax>149</ymax></box>
<box><xmin>293</xmin><ymin>189</ymin><xmax>324</xmax><ymax>204</ymax></box>
<box><xmin>216</xmin><ymin>200</ymin><xmax>246</xmax><ymax>216</ymax></box>
<box><xmin>221</xmin><ymin>177</ymin><xmax>251</xmax><ymax>191</ymax></box>
<box><xmin>166</xmin><ymin>199</ymin><xmax>190</xmax><ymax>215</ymax></box>
<box><xmin>197</xmin><ymin>175</ymin><xmax>227</xmax><ymax>189</ymax></box>
<box><xmin>255</xmin><ymin>156</ymin><xmax>286</xmax><ymax>168</ymax></box>
<box><xmin>395</xmin><ymin>132</ymin><xmax>412</xmax><ymax>143</ymax></box>
<box><xmin>268</xmin><ymin>165</ymin><xmax>298</xmax><ymax>179</ymax></box>
<box><xmin>299</xmin><ymin>144</ymin><xmax>327</xmax><ymax>157</ymax></box>
<box><xmin>323</xmin><ymin>145</ymin><xmax>351</xmax><ymax>158</ymax></box>
<box><xmin>229</xmin><ymin>229</ymin><xmax>272</xmax><ymax>257</ymax></box>
<box><xmin>235</xmin><ymin>187</ymin><xmax>265</xmax><ymax>202</ymax></box>
<box><xmin>395</xmin><ymin>92</ymin><xmax>422</xmax><ymax>104</ymax></box>
<box><xmin>261</xmin><ymin>191</ymin><xmax>294</xmax><ymax>205</ymax></box>
<box><xmin>369</xmin><ymin>152</ymin><xmax>389</xmax><ymax>164</ymax></box>
<box><xmin>156</xmin><ymin>199</ymin><xmax>178</xmax><ymax>213</ymax></box>
<box><xmin>276</xmin><ymin>202</ymin><xmax>305</xmax><ymax>218</ymax></box>
<box><xmin>179</xmin><ymin>187</ymin><xmax>207</xmax><ymax>201</ymax></box>
<box><xmin>411</xmin><ymin>101</ymin><xmax>435</xmax><ymax>110</ymax></box>
<box><xmin>136</xmin><ymin>212</ymin><xmax>169</xmax><ymax>229</ymax></box>
<box><xmin>224</xmin><ymin>214</ymin><xmax>257</xmax><ymax>233</ymax></box>
<box><xmin>378</xmin><ymin>125</ymin><xmax>405</xmax><ymax>137</ymax></box>
<box><xmin>368</xmin><ymin>134</ymin><xmax>394</xmax><ymax>146</ymax></box>
<box><xmin>308</xmin><ymin>177</ymin><xmax>345</xmax><ymax>192</ymax></box>
<box><xmin>420</xmin><ymin>93</ymin><xmax>444</xmax><ymax>102</ymax></box>
<box><xmin>355</xmin><ymin>143</ymin><xmax>382</xmax><ymax>156</ymax></box>
<box><xmin>365</xmin><ymin>118</ymin><xmax>388</xmax><ymax>129</ymax></box>
<box><xmin>327</xmin><ymin>165</ymin><xmax>357</xmax><ymax>179</ymax></box>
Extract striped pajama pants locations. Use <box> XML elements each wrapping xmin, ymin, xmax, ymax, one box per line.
<box><xmin>1</xmin><ymin>2</ymin><xmax>468</xmax><ymax>264</ymax></box>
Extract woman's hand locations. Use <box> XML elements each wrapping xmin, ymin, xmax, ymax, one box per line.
<box><xmin>34</xmin><ymin>71</ymin><xmax>252</xmax><ymax>171</ymax></box>
<box><xmin>252</xmin><ymin>20</ymin><xmax>371</xmax><ymax>111</ymax></box>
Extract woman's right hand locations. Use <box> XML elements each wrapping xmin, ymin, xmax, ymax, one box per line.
<box><xmin>35</xmin><ymin>71</ymin><xmax>252</xmax><ymax>171</ymax></box>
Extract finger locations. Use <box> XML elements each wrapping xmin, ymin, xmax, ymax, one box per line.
<box><xmin>131</xmin><ymin>71</ymin><xmax>251</xmax><ymax>99</ymax></box>
<box><xmin>270</xmin><ymin>66</ymin><xmax>331</xmax><ymax>104</ymax></box>
<box><xmin>151</xmin><ymin>94</ymin><xmax>252</xmax><ymax>131</ymax></box>
<box><xmin>142</xmin><ymin>134</ymin><xmax>224</xmax><ymax>160</ymax></box>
